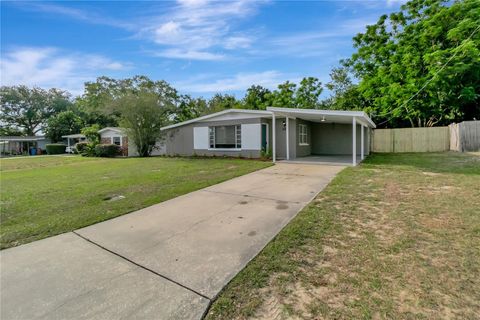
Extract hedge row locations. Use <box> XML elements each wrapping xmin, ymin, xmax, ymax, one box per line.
<box><xmin>45</xmin><ymin>144</ymin><xmax>66</xmax><ymax>155</ymax></box>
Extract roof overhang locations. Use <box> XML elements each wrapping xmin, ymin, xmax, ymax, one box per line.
<box><xmin>61</xmin><ymin>134</ymin><xmax>86</xmax><ymax>139</ymax></box>
<box><xmin>98</xmin><ymin>127</ymin><xmax>124</xmax><ymax>134</ymax></box>
<box><xmin>161</xmin><ymin>109</ymin><xmax>272</xmax><ymax>131</ymax></box>
<box><xmin>267</xmin><ymin>107</ymin><xmax>376</xmax><ymax>128</ymax></box>
<box><xmin>0</xmin><ymin>136</ymin><xmax>47</xmax><ymax>142</ymax></box>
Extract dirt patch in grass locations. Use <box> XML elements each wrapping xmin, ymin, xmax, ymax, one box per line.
<box><xmin>206</xmin><ymin>152</ymin><xmax>480</xmax><ymax>320</ymax></box>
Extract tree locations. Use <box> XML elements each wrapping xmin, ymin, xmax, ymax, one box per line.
<box><xmin>324</xmin><ymin>67</ymin><xmax>366</xmax><ymax>111</ymax></box>
<box><xmin>173</xmin><ymin>95</ymin><xmax>206</xmax><ymax>123</ymax></box>
<box><xmin>110</xmin><ymin>91</ymin><xmax>172</xmax><ymax>157</ymax></box>
<box><xmin>343</xmin><ymin>0</ymin><xmax>480</xmax><ymax>127</ymax></box>
<box><xmin>45</xmin><ymin>111</ymin><xmax>84</xmax><ymax>142</ymax></box>
<box><xmin>296</xmin><ymin>77</ymin><xmax>323</xmax><ymax>109</ymax></box>
<box><xmin>76</xmin><ymin>75</ymin><xmax>179</xmax><ymax>126</ymax></box>
<box><xmin>0</xmin><ymin>86</ymin><xmax>71</xmax><ymax>135</ymax></box>
<box><xmin>268</xmin><ymin>81</ymin><xmax>297</xmax><ymax>107</ymax></box>
<box><xmin>265</xmin><ymin>78</ymin><xmax>323</xmax><ymax>109</ymax></box>
<box><xmin>243</xmin><ymin>85</ymin><xmax>271</xmax><ymax>110</ymax></box>
<box><xmin>207</xmin><ymin>94</ymin><xmax>242</xmax><ymax>114</ymax></box>
<box><xmin>0</xmin><ymin>125</ymin><xmax>23</xmax><ymax>136</ymax></box>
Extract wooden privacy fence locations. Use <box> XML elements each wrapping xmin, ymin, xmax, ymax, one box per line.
<box><xmin>372</xmin><ymin>121</ymin><xmax>480</xmax><ymax>153</ymax></box>
<box><xmin>449</xmin><ymin>121</ymin><xmax>480</xmax><ymax>152</ymax></box>
<box><xmin>372</xmin><ymin>127</ymin><xmax>450</xmax><ymax>153</ymax></box>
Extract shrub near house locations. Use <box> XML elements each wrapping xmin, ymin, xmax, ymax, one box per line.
<box><xmin>94</xmin><ymin>144</ymin><xmax>122</xmax><ymax>157</ymax></box>
<box><xmin>45</xmin><ymin>144</ymin><xmax>67</xmax><ymax>155</ymax></box>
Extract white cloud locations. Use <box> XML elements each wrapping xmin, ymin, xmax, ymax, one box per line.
<box><xmin>175</xmin><ymin>70</ymin><xmax>298</xmax><ymax>93</ymax></box>
<box><xmin>155</xmin><ymin>49</ymin><xmax>225</xmax><ymax>61</ymax></box>
<box><xmin>224</xmin><ymin>36</ymin><xmax>253</xmax><ymax>50</ymax></box>
<box><xmin>11</xmin><ymin>2</ymin><xmax>135</xmax><ymax>30</ymax></box>
<box><xmin>140</xmin><ymin>0</ymin><xmax>268</xmax><ymax>59</ymax></box>
<box><xmin>386</xmin><ymin>0</ymin><xmax>408</xmax><ymax>7</ymax></box>
<box><xmin>0</xmin><ymin>47</ymin><xmax>129</xmax><ymax>96</ymax></box>
<box><xmin>260</xmin><ymin>16</ymin><xmax>377</xmax><ymax>58</ymax></box>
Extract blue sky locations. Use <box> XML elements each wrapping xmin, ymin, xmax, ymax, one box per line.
<box><xmin>1</xmin><ymin>0</ymin><xmax>406</xmax><ymax>98</ymax></box>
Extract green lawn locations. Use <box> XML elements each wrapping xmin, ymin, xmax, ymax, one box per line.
<box><xmin>0</xmin><ymin>155</ymin><xmax>271</xmax><ymax>249</ymax></box>
<box><xmin>206</xmin><ymin>152</ymin><xmax>480</xmax><ymax>320</ymax></box>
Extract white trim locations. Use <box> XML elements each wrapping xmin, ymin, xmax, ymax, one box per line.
<box><xmin>98</xmin><ymin>127</ymin><xmax>125</xmax><ymax>134</ymax></box>
<box><xmin>267</xmin><ymin>107</ymin><xmax>376</xmax><ymax>128</ymax></box>
<box><xmin>272</xmin><ymin>113</ymin><xmax>276</xmax><ymax>163</ymax></box>
<box><xmin>207</xmin><ymin>148</ymin><xmax>241</xmax><ymax>151</ymax></box>
<box><xmin>286</xmin><ymin>116</ymin><xmax>290</xmax><ymax>160</ymax></box>
<box><xmin>298</xmin><ymin>123</ymin><xmax>308</xmax><ymax>146</ymax></box>
<box><xmin>352</xmin><ymin>117</ymin><xmax>357</xmax><ymax>166</ymax></box>
<box><xmin>361</xmin><ymin>124</ymin><xmax>364</xmax><ymax>160</ymax></box>
<box><xmin>161</xmin><ymin>109</ymin><xmax>272</xmax><ymax>131</ymax></box>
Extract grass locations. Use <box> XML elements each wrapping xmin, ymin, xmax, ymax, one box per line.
<box><xmin>206</xmin><ymin>152</ymin><xmax>480</xmax><ymax>320</ymax></box>
<box><xmin>0</xmin><ymin>155</ymin><xmax>271</xmax><ymax>249</ymax></box>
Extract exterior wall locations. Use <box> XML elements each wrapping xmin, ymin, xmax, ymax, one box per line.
<box><xmin>164</xmin><ymin>118</ymin><xmax>264</xmax><ymax>158</ymax></box>
<box><xmin>296</xmin><ymin>119</ymin><xmax>311</xmax><ymax>157</ymax></box>
<box><xmin>311</xmin><ymin>123</ymin><xmax>368</xmax><ymax>156</ymax></box>
<box><xmin>274</xmin><ymin>118</ymin><xmax>296</xmax><ymax>159</ymax></box>
<box><xmin>100</xmin><ymin>130</ymin><xmax>129</xmax><ymax>156</ymax></box>
<box><xmin>128</xmin><ymin>139</ymin><xmax>165</xmax><ymax>157</ymax></box>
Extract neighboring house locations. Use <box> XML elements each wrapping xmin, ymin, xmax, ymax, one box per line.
<box><xmin>64</xmin><ymin>127</ymin><xmax>165</xmax><ymax>157</ymax></box>
<box><xmin>62</xmin><ymin>134</ymin><xmax>87</xmax><ymax>151</ymax></box>
<box><xmin>160</xmin><ymin>107</ymin><xmax>376</xmax><ymax>165</ymax></box>
<box><xmin>0</xmin><ymin>136</ymin><xmax>51</xmax><ymax>156</ymax></box>
<box><xmin>98</xmin><ymin>127</ymin><xmax>129</xmax><ymax>156</ymax></box>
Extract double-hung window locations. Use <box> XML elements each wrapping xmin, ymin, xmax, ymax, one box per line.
<box><xmin>112</xmin><ymin>136</ymin><xmax>121</xmax><ymax>146</ymax></box>
<box><xmin>299</xmin><ymin>124</ymin><xmax>308</xmax><ymax>145</ymax></box>
<box><xmin>209</xmin><ymin>125</ymin><xmax>241</xmax><ymax>149</ymax></box>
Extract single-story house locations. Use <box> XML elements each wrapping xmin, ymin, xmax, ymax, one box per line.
<box><xmin>63</xmin><ymin>127</ymin><xmax>165</xmax><ymax>157</ymax></box>
<box><xmin>160</xmin><ymin>107</ymin><xmax>376</xmax><ymax>165</ymax></box>
<box><xmin>0</xmin><ymin>136</ymin><xmax>51</xmax><ymax>156</ymax></box>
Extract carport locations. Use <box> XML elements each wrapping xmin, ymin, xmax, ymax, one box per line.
<box><xmin>267</xmin><ymin>107</ymin><xmax>376</xmax><ymax>166</ymax></box>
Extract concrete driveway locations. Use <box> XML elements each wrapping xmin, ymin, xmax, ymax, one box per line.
<box><xmin>1</xmin><ymin>163</ymin><xmax>344</xmax><ymax>320</ymax></box>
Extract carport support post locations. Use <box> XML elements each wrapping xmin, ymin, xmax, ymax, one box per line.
<box><xmin>286</xmin><ymin>116</ymin><xmax>290</xmax><ymax>160</ymax></box>
<box><xmin>352</xmin><ymin>117</ymin><xmax>357</xmax><ymax>166</ymax></box>
<box><xmin>361</xmin><ymin>124</ymin><xmax>364</xmax><ymax>160</ymax></box>
<box><xmin>272</xmin><ymin>112</ymin><xmax>276</xmax><ymax>163</ymax></box>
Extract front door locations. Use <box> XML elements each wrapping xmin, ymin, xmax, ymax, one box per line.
<box><xmin>261</xmin><ymin>123</ymin><xmax>268</xmax><ymax>151</ymax></box>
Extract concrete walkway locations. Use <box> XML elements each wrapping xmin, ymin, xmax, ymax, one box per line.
<box><xmin>1</xmin><ymin>163</ymin><xmax>345</xmax><ymax>320</ymax></box>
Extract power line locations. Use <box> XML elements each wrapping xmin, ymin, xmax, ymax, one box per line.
<box><xmin>374</xmin><ymin>23</ymin><xmax>480</xmax><ymax>127</ymax></box>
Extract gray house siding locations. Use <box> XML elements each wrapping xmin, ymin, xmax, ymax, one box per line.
<box><xmin>274</xmin><ymin>118</ymin><xmax>296</xmax><ymax>159</ymax></box>
<box><xmin>296</xmin><ymin>119</ymin><xmax>311</xmax><ymax>157</ymax></box>
<box><xmin>311</xmin><ymin>123</ymin><xmax>370</xmax><ymax>155</ymax></box>
<box><xmin>164</xmin><ymin>118</ymin><xmax>264</xmax><ymax>158</ymax></box>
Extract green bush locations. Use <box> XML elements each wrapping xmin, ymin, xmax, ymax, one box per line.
<box><xmin>74</xmin><ymin>142</ymin><xmax>88</xmax><ymax>154</ymax></box>
<box><xmin>45</xmin><ymin>144</ymin><xmax>67</xmax><ymax>155</ymax></box>
<box><xmin>94</xmin><ymin>144</ymin><xmax>122</xmax><ymax>157</ymax></box>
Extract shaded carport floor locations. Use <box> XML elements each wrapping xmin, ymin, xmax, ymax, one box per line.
<box><xmin>1</xmin><ymin>163</ymin><xmax>345</xmax><ymax>320</ymax></box>
<box><xmin>279</xmin><ymin>154</ymin><xmax>363</xmax><ymax>166</ymax></box>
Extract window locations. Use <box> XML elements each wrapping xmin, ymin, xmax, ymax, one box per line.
<box><xmin>299</xmin><ymin>124</ymin><xmax>308</xmax><ymax>145</ymax></box>
<box><xmin>209</xmin><ymin>125</ymin><xmax>241</xmax><ymax>149</ymax></box>
<box><xmin>112</xmin><ymin>136</ymin><xmax>121</xmax><ymax>146</ymax></box>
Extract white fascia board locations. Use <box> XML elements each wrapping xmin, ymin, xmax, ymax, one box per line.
<box><xmin>98</xmin><ymin>127</ymin><xmax>125</xmax><ymax>134</ymax></box>
<box><xmin>266</xmin><ymin>107</ymin><xmax>376</xmax><ymax>128</ymax></box>
<box><xmin>160</xmin><ymin>109</ymin><xmax>272</xmax><ymax>131</ymax></box>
